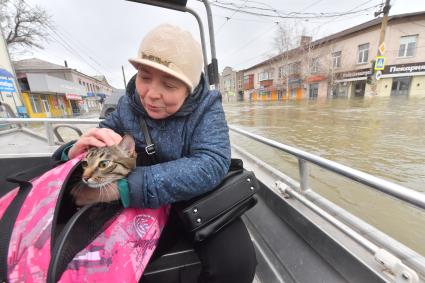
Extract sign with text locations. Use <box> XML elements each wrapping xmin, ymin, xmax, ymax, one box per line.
<box><xmin>383</xmin><ymin>62</ymin><xmax>425</xmax><ymax>74</ymax></box>
<box><xmin>0</xmin><ymin>78</ymin><xmax>16</xmax><ymax>92</ymax></box>
<box><xmin>65</xmin><ymin>93</ymin><xmax>82</xmax><ymax>101</ymax></box>
<box><xmin>374</xmin><ymin>56</ymin><xmax>386</xmax><ymax>71</ymax></box>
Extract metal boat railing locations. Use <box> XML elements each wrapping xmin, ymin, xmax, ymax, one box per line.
<box><xmin>229</xmin><ymin>125</ymin><xmax>425</xmax><ymax>211</ymax></box>
<box><xmin>229</xmin><ymin>125</ymin><xmax>425</xmax><ymax>281</ymax></box>
<box><xmin>1</xmin><ymin>117</ymin><xmax>424</xmax><ymax>281</ymax></box>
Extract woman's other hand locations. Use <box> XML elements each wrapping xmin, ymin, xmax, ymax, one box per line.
<box><xmin>68</xmin><ymin>128</ymin><xmax>123</xmax><ymax>159</ymax></box>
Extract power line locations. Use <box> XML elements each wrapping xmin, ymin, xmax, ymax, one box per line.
<box><xmin>211</xmin><ymin>1</ymin><xmax>381</xmax><ymax>19</ymax></box>
<box><xmin>21</xmin><ymin>0</ymin><xmax>116</xmax><ymax>82</ymax></box>
<box><xmin>310</xmin><ymin>0</ymin><xmax>377</xmax><ymax>36</ymax></box>
<box><xmin>216</xmin><ymin>0</ymin><xmax>249</xmax><ymax>35</ymax></box>
<box><xmin>229</xmin><ymin>1</ymin><xmax>380</xmax><ymax>70</ymax></box>
<box><xmin>221</xmin><ymin>23</ymin><xmax>279</xmax><ymax>60</ymax></box>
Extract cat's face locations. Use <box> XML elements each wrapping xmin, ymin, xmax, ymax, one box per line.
<box><xmin>81</xmin><ymin>134</ymin><xmax>137</xmax><ymax>188</ymax></box>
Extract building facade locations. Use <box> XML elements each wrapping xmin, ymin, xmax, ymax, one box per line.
<box><xmin>241</xmin><ymin>12</ymin><xmax>425</xmax><ymax>101</ymax></box>
<box><xmin>14</xmin><ymin>58</ymin><xmax>114</xmax><ymax>118</ymax></box>
<box><xmin>219</xmin><ymin>66</ymin><xmax>240</xmax><ymax>102</ymax></box>
<box><xmin>0</xmin><ymin>26</ymin><xmax>23</xmax><ymax>116</ymax></box>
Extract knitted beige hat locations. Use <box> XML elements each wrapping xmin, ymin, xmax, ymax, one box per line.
<box><xmin>129</xmin><ymin>24</ymin><xmax>203</xmax><ymax>92</ymax></box>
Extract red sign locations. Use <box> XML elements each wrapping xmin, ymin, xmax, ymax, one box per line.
<box><xmin>305</xmin><ymin>75</ymin><xmax>327</xmax><ymax>83</ymax></box>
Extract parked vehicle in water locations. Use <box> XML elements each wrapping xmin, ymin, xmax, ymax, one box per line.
<box><xmin>99</xmin><ymin>89</ymin><xmax>125</xmax><ymax>119</ymax></box>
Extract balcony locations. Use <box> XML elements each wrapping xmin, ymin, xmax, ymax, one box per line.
<box><xmin>260</xmin><ymin>79</ymin><xmax>273</xmax><ymax>88</ymax></box>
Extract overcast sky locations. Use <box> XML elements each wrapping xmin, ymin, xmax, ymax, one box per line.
<box><xmin>19</xmin><ymin>0</ymin><xmax>425</xmax><ymax>89</ymax></box>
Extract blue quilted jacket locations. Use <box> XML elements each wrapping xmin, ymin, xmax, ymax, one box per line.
<box><xmin>99</xmin><ymin>75</ymin><xmax>231</xmax><ymax>208</ymax></box>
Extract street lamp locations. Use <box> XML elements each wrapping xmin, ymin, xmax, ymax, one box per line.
<box><xmin>125</xmin><ymin>0</ymin><xmax>220</xmax><ymax>89</ymax></box>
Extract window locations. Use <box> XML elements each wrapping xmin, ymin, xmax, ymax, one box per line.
<box><xmin>258</xmin><ymin>72</ymin><xmax>266</xmax><ymax>81</ymax></box>
<box><xmin>243</xmin><ymin>75</ymin><xmax>250</xmax><ymax>84</ymax></box>
<box><xmin>259</xmin><ymin>71</ymin><xmax>273</xmax><ymax>81</ymax></box>
<box><xmin>29</xmin><ymin>95</ymin><xmax>43</xmax><ymax>113</ymax></box>
<box><xmin>288</xmin><ymin>62</ymin><xmax>301</xmax><ymax>74</ymax></box>
<box><xmin>278</xmin><ymin>66</ymin><xmax>286</xmax><ymax>79</ymax></box>
<box><xmin>398</xmin><ymin>35</ymin><xmax>417</xmax><ymax>57</ymax></box>
<box><xmin>332</xmin><ymin>51</ymin><xmax>342</xmax><ymax>68</ymax></box>
<box><xmin>357</xmin><ymin>43</ymin><xmax>369</xmax><ymax>64</ymax></box>
<box><xmin>41</xmin><ymin>96</ymin><xmax>50</xmax><ymax>112</ymax></box>
<box><xmin>310</xmin><ymin>58</ymin><xmax>319</xmax><ymax>73</ymax></box>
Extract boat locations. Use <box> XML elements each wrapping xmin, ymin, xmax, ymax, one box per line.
<box><xmin>1</xmin><ymin>1</ymin><xmax>425</xmax><ymax>282</ymax></box>
<box><xmin>1</xmin><ymin>100</ymin><xmax>425</xmax><ymax>283</ymax></box>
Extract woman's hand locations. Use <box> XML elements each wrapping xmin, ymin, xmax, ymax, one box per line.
<box><xmin>68</xmin><ymin>128</ymin><xmax>123</xmax><ymax>159</ymax></box>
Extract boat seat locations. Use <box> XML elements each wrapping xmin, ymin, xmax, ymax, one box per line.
<box><xmin>140</xmin><ymin>236</ymin><xmax>201</xmax><ymax>283</ymax></box>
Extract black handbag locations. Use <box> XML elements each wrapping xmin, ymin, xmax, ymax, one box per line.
<box><xmin>139</xmin><ymin>117</ymin><xmax>260</xmax><ymax>241</ymax></box>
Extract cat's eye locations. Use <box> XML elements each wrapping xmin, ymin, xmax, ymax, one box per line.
<box><xmin>98</xmin><ymin>160</ymin><xmax>110</xmax><ymax>169</ymax></box>
<box><xmin>81</xmin><ymin>160</ymin><xmax>88</xmax><ymax>168</ymax></box>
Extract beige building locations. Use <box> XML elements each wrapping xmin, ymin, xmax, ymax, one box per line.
<box><xmin>219</xmin><ymin>66</ymin><xmax>242</xmax><ymax>102</ymax></box>
<box><xmin>14</xmin><ymin>58</ymin><xmax>114</xmax><ymax>117</ymax></box>
<box><xmin>241</xmin><ymin>11</ymin><xmax>425</xmax><ymax>101</ymax></box>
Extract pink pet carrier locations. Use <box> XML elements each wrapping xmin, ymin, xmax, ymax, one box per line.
<box><xmin>0</xmin><ymin>155</ymin><xmax>169</xmax><ymax>283</ymax></box>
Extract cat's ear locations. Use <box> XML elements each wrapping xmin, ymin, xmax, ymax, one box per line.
<box><xmin>118</xmin><ymin>134</ymin><xmax>135</xmax><ymax>155</ymax></box>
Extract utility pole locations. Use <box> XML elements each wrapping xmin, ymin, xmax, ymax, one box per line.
<box><xmin>370</xmin><ymin>0</ymin><xmax>391</xmax><ymax>94</ymax></box>
<box><xmin>121</xmin><ymin>65</ymin><xmax>127</xmax><ymax>88</ymax></box>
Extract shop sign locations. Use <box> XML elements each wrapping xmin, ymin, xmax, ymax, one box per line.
<box><xmin>288</xmin><ymin>78</ymin><xmax>302</xmax><ymax>85</ymax></box>
<box><xmin>0</xmin><ymin>78</ymin><xmax>16</xmax><ymax>92</ymax></box>
<box><xmin>65</xmin><ymin>93</ymin><xmax>82</xmax><ymax>101</ymax></box>
<box><xmin>383</xmin><ymin>62</ymin><xmax>425</xmax><ymax>75</ymax></box>
<box><xmin>305</xmin><ymin>75</ymin><xmax>327</xmax><ymax>83</ymax></box>
<box><xmin>337</xmin><ymin>68</ymin><xmax>371</xmax><ymax>80</ymax></box>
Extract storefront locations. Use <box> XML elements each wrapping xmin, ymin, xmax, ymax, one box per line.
<box><xmin>305</xmin><ymin>75</ymin><xmax>327</xmax><ymax>99</ymax></box>
<box><xmin>288</xmin><ymin>78</ymin><xmax>303</xmax><ymax>99</ymax></box>
<box><xmin>334</xmin><ymin>68</ymin><xmax>372</xmax><ymax>98</ymax></box>
<box><xmin>379</xmin><ymin>62</ymin><xmax>425</xmax><ymax>97</ymax></box>
<box><xmin>22</xmin><ymin>73</ymin><xmax>86</xmax><ymax>118</ymax></box>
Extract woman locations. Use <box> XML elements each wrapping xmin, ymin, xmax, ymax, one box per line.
<box><xmin>59</xmin><ymin>24</ymin><xmax>257</xmax><ymax>283</ymax></box>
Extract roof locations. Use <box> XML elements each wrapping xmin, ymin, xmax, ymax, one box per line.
<box><xmin>242</xmin><ymin>11</ymin><xmax>425</xmax><ymax>72</ymax></box>
<box><xmin>13</xmin><ymin>58</ymin><xmax>68</xmax><ymax>71</ymax></box>
<box><xmin>13</xmin><ymin>58</ymin><xmax>113</xmax><ymax>87</ymax></box>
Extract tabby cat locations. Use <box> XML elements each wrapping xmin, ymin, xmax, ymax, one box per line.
<box><xmin>71</xmin><ymin>134</ymin><xmax>137</xmax><ymax>206</ymax></box>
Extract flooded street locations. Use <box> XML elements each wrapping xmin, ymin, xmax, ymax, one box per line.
<box><xmin>224</xmin><ymin>96</ymin><xmax>425</xmax><ymax>256</ymax></box>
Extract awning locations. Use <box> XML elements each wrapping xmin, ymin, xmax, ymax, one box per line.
<box><xmin>0</xmin><ymin>68</ymin><xmax>14</xmax><ymax>78</ymax></box>
<box><xmin>97</xmin><ymin>93</ymin><xmax>106</xmax><ymax>99</ymax></box>
<box><xmin>26</xmin><ymin>73</ymin><xmax>86</xmax><ymax>97</ymax></box>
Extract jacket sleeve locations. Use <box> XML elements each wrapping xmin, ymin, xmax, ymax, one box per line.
<box><xmin>98</xmin><ymin>96</ymin><xmax>125</xmax><ymax>135</ymax></box>
<box><xmin>127</xmin><ymin>93</ymin><xmax>231</xmax><ymax>209</ymax></box>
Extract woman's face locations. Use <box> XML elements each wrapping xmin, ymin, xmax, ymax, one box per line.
<box><xmin>135</xmin><ymin>65</ymin><xmax>189</xmax><ymax>119</ymax></box>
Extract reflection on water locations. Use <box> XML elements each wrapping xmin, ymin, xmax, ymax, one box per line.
<box><xmin>225</xmin><ymin>96</ymin><xmax>425</xmax><ymax>256</ymax></box>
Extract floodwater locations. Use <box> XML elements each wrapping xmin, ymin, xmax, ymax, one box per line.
<box><xmin>224</xmin><ymin>96</ymin><xmax>425</xmax><ymax>256</ymax></box>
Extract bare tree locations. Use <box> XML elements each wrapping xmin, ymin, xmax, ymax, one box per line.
<box><xmin>271</xmin><ymin>23</ymin><xmax>305</xmax><ymax>99</ymax></box>
<box><xmin>0</xmin><ymin>0</ymin><xmax>51</xmax><ymax>50</ymax></box>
